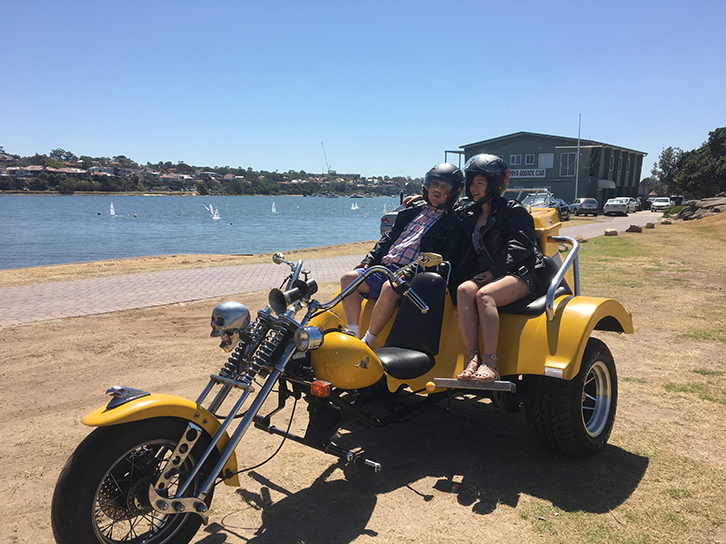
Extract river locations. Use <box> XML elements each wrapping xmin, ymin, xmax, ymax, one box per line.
<box><xmin>0</xmin><ymin>194</ymin><xmax>400</xmax><ymax>270</ymax></box>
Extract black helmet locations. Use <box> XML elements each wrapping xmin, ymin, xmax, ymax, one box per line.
<box><xmin>422</xmin><ymin>163</ymin><xmax>464</xmax><ymax>209</ymax></box>
<box><xmin>464</xmin><ymin>154</ymin><xmax>511</xmax><ymax>202</ymax></box>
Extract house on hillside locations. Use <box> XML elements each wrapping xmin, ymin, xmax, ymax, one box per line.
<box><xmin>457</xmin><ymin>131</ymin><xmax>646</xmax><ymax>203</ymax></box>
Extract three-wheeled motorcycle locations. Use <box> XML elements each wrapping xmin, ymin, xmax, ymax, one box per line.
<box><xmin>51</xmin><ymin>206</ymin><xmax>632</xmax><ymax>544</ymax></box>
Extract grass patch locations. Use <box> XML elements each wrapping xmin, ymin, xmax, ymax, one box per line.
<box><xmin>621</xmin><ymin>377</ymin><xmax>648</xmax><ymax>384</ymax></box>
<box><xmin>692</xmin><ymin>369</ymin><xmax>725</xmax><ymax>377</ymax></box>
<box><xmin>664</xmin><ymin>381</ymin><xmax>726</xmax><ymax>404</ymax></box>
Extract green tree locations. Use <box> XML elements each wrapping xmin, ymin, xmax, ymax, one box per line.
<box><xmin>49</xmin><ymin>148</ymin><xmax>78</xmax><ymax>163</ymax></box>
<box><xmin>651</xmin><ymin>146</ymin><xmax>683</xmax><ymax>193</ymax></box>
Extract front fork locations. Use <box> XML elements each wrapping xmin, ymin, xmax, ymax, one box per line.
<box><xmin>148</xmin><ymin>334</ymin><xmax>298</xmax><ymax>523</ymax></box>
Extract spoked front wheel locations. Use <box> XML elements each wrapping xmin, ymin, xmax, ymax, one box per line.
<box><xmin>51</xmin><ymin>417</ymin><xmax>218</xmax><ymax>544</ymax></box>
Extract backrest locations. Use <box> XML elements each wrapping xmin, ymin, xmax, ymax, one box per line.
<box><xmin>384</xmin><ymin>272</ymin><xmax>447</xmax><ymax>356</ymax></box>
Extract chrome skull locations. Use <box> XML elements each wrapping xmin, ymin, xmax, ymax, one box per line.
<box><xmin>210</xmin><ymin>301</ymin><xmax>251</xmax><ymax>352</ymax></box>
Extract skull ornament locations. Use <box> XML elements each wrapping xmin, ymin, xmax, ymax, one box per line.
<box><xmin>210</xmin><ymin>301</ymin><xmax>251</xmax><ymax>351</ymax></box>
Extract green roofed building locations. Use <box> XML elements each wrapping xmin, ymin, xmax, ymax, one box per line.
<box><xmin>452</xmin><ymin>131</ymin><xmax>646</xmax><ymax>204</ymax></box>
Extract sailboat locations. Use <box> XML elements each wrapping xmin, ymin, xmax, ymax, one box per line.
<box><xmin>212</xmin><ymin>207</ymin><xmax>220</xmax><ymax>220</ymax></box>
<box><xmin>351</xmin><ymin>202</ymin><xmax>359</xmax><ymax>210</ymax></box>
<box><xmin>271</xmin><ymin>202</ymin><xmax>277</xmax><ymax>214</ymax></box>
<box><xmin>110</xmin><ymin>202</ymin><xmax>116</xmax><ymax>216</ymax></box>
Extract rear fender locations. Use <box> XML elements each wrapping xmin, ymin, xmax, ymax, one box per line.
<box><xmin>498</xmin><ymin>295</ymin><xmax>633</xmax><ymax>380</ymax></box>
<box><xmin>82</xmin><ymin>393</ymin><xmax>240</xmax><ymax>486</ymax></box>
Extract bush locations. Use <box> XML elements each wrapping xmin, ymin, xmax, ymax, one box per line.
<box><xmin>663</xmin><ymin>205</ymin><xmax>687</xmax><ymax>218</ymax></box>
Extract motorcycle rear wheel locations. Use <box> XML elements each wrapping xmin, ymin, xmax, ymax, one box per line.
<box><xmin>51</xmin><ymin>417</ymin><xmax>217</xmax><ymax>544</ymax></box>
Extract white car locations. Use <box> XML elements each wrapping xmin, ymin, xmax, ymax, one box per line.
<box><xmin>650</xmin><ymin>197</ymin><xmax>672</xmax><ymax>212</ymax></box>
<box><xmin>603</xmin><ymin>198</ymin><xmax>629</xmax><ymax>216</ymax></box>
<box><xmin>618</xmin><ymin>197</ymin><xmax>638</xmax><ymax>213</ymax></box>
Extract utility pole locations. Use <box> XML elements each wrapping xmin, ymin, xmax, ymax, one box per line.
<box><xmin>575</xmin><ymin>114</ymin><xmax>581</xmax><ymax>199</ymax></box>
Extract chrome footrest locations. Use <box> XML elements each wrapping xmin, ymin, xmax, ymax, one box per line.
<box><xmin>433</xmin><ymin>378</ymin><xmax>516</xmax><ymax>392</ymax></box>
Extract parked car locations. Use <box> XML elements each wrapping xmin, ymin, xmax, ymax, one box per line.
<box><xmin>617</xmin><ymin>197</ymin><xmax>638</xmax><ymax>213</ymax></box>
<box><xmin>555</xmin><ymin>198</ymin><xmax>571</xmax><ymax>221</ymax></box>
<box><xmin>521</xmin><ymin>192</ymin><xmax>570</xmax><ymax>222</ymax></box>
<box><xmin>669</xmin><ymin>195</ymin><xmax>684</xmax><ymax>206</ymax></box>
<box><xmin>379</xmin><ymin>204</ymin><xmax>405</xmax><ymax>235</ymax></box>
<box><xmin>570</xmin><ymin>197</ymin><xmax>600</xmax><ymax>216</ymax></box>
<box><xmin>650</xmin><ymin>197</ymin><xmax>672</xmax><ymax>212</ymax></box>
<box><xmin>603</xmin><ymin>198</ymin><xmax>630</xmax><ymax>216</ymax></box>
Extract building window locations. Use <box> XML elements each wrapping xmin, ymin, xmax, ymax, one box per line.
<box><xmin>538</xmin><ymin>153</ymin><xmax>554</xmax><ymax>169</ymax></box>
<box><xmin>510</xmin><ymin>154</ymin><xmax>522</xmax><ymax>165</ymax></box>
<box><xmin>626</xmin><ymin>158</ymin><xmax>631</xmax><ymax>173</ymax></box>
<box><xmin>618</xmin><ymin>157</ymin><xmax>623</xmax><ymax>172</ymax></box>
<box><xmin>609</xmin><ymin>155</ymin><xmax>614</xmax><ymax>170</ymax></box>
<box><xmin>525</xmin><ymin>153</ymin><xmax>535</xmax><ymax>165</ymax></box>
<box><xmin>560</xmin><ymin>152</ymin><xmax>576</xmax><ymax>176</ymax></box>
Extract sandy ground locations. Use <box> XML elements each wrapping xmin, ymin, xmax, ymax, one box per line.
<box><xmin>2</xmin><ymin>217</ymin><xmax>726</xmax><ymax>543</ymax></box>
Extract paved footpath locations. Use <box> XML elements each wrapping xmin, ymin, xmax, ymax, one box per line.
<box><xmin>0</xmin><ymin>211</ymin><xmax>663</xmax><ymax>328</ymax></box>
<box><xmin>0</xmin><ymin>255</ymin><xmax>364</xmax><ymax>328</ymax></box>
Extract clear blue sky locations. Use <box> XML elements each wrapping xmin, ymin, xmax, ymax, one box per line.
<box><xmin>2</xmin><ymin>0</ymin><xmax>724</xmax><ymax>178</ymax></box>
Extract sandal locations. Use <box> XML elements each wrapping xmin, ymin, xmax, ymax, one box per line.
<box><xmin>457</xmin><ymin>350</ymin><xmax>480</xmax><ymax>380</ymax></box>
<box><xmin>472</xmin><ymin>354</ymin><xmax>499</xmax><ymax>382</ymax></box>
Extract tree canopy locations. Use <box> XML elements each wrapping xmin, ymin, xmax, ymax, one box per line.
<box><xmin>652</xmin><ymin>126</ymin><xmax>726</xmax><ymax>198</ymax></box>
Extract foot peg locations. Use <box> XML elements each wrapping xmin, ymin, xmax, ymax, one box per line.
<box><xmin>432</xmin><ymin>378</ymin><xmax>516</xmax><ymax>392</ymax></box>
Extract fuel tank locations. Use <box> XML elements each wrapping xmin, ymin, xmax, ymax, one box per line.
<box><xmin>310</xmin><ymin>331</ymin><xmax>384</xmax><ymax>389</ymax></box>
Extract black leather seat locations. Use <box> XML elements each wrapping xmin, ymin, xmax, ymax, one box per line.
<box><xmin>499</xmin><ymin>256</ymin><xmax>573</xmax><ymax>315</ymax></box>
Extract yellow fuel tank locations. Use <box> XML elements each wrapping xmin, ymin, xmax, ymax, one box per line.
<box><xmin>310</xmin><ymin>331</ymin><xmax>384</xmax><ymax>389</ymax></box>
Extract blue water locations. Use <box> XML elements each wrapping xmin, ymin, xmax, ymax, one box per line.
<box><xmin>0</xmin><ymin>195</ymin><xmax>399</xmax><ymax>270</ymax></box>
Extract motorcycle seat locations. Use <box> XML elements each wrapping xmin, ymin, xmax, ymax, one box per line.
<box><xmin>375</xmin><ymin>347</ymin><xmax>435</xmax><ymax>380</ymax></box>
<box><xmin>499</xmin><ymin>285</ymin><xmax>572</xmax><ymax>315</ymax></box>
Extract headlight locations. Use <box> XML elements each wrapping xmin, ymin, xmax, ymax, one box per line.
<box><xmin>294</xmin><ymin>326</ymin><xmax>324</xmax><ymax>352</ymax></box>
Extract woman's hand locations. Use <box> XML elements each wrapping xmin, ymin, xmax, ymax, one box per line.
<box><xmin>402</xmin><ymin>194</ymin><xmax>424</xmax><ymax>206</ymax></box>
<box><xmin>473</xmin><ymin>271</ymin><xmax>494</xmax><ymax>285</ymax></box>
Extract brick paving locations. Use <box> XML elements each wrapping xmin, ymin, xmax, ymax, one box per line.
<box><xmin>0</xmin><ymin>255</ymin><xmax>364</xmax><ymax>328</ymax></box>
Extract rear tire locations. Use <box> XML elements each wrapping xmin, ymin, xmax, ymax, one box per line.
<box><xmin>51</xmin><ymin>418</ymin><xmax>218</xmax><ymax>544</ymax></box>
<box><xmin>525</xmin><ymin>338</ymin><xmax>617</xmax><ymax>457</ymax></box>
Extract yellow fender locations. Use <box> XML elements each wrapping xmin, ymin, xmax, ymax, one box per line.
<box><xmin>82</xmin><ymin>393</ymin><xmax>240</xmax><ymax>487</ymax></box>
<box><xmin>498</xmin><ymin>295</ymin><xmax>633</xmax><ymax>380</ymax></box>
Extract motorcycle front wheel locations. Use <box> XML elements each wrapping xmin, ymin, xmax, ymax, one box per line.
<box><xmin>51</xmin><ymin>417</ymin><xmax>218</xmax><ymax>544</ymax></box>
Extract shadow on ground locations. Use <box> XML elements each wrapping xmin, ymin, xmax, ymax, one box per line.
<box><xmin>194</xmin><ymin>397</ymin><xmax>648</xmax><ymax>544</ymax></box>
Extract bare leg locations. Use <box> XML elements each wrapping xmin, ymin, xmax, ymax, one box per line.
<box><xmin>456</xmin><ymin>280</ymin><xmax>482</xmax><ymax>379</ymax></box>
<box><xmin>367</xmin><ymin>281</ymin><xmax>401</xmax><ymax>337</ymax></box>
<box><xmin>340</xmin><ymin>270</ymin><xmax>370</xmax><ymax>328</ymax></box>
<box><xmin>473</xmin><ymin>276</ymin><xmax>529</xmax><ymax>380</ymax></box>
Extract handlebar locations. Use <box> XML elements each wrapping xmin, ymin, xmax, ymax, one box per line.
<box><xmin>313</xmin><ymin>252</ymin><xmax>442</xmax><ymax>315</ymax></box>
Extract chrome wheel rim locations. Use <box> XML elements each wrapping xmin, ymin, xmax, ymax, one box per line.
<box><xmin>581</xmin><ymin>360</ymin><xmax>612</xmax><ymax>437</ymax></box>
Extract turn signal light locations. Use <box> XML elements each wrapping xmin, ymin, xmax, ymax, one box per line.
<box><xmin>310</xmin><ymin>380</ymin><xmax>331</xmax><ymax>397</ymax></box>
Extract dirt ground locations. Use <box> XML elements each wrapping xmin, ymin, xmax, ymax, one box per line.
<box><xmin>1</xmin><ymin>216</ymin><xmax>726</xmax><ymax>543</ymax></box>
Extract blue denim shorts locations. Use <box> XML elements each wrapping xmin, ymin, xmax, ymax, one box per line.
<box><xmin>355</xmin><ymin>267</ymin><xmax>392</xmax><ymax>298</ymax></box>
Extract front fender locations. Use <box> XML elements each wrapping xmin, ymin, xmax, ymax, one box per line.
<box><xmin>82</xmin><ymin>393</ymin><xmax>240</xmax><ymax>487</ymax></box>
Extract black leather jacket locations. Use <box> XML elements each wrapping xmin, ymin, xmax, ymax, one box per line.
<box><xmin>361</xmin><ymin>202</ymin><xmax>467</xmax><ymax>295</ymax></box>
<box><xmin>456</xmin><ymin>197</ymin><xmax>543</xmax><ymax>282</ymax></box>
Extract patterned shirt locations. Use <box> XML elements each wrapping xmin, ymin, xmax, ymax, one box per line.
<box><xmin>382</xmin><ymin>205</ymin><xmax>444</xmax><ymax>269</ymax></box>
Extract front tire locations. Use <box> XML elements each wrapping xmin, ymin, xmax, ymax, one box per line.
<box><xmin>51</xmin><ymin>417</ymin><xmax>218</xmax><ymax>544</ymax></box>
<box><xmin>525</xmin><ymin>338</ymin><xmax>617</xmax><ymax>457</ymax></box>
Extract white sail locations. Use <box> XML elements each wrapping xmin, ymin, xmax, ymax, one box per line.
<box><xmin>212</xmin><ymin>207</ymin><xmax>220</xmax><ymax>220</ymax></box>
<box><xmin>110</xmin><ymin>202</ymin><xmax>115</xmax><ymax>216</ymax></box>
<box><xmin>272</xmin><ymin>202</ymin><xmax>277</xmax><ymax>213</ymax></box>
